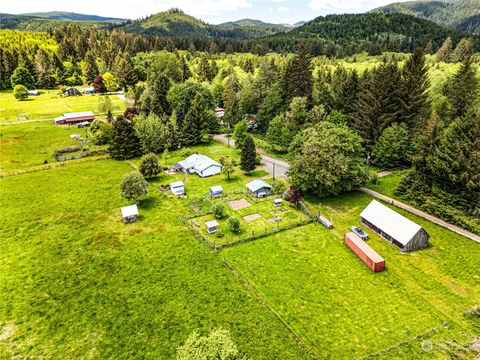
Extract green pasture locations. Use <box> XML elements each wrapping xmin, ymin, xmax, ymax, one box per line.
<box><xmin>224</xmin><ymin>191</ymin><xmax>480</xmax><ymax>358</ymax></box>
<box><xmin>0</xmin><ymin>90</ymin><xmax>126</xmax><ymax>123</ymax></box>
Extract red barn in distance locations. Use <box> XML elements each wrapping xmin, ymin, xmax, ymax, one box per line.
<box><xmin>54</xmin><ymin>111</ymin><xmax>95</xmax><ymax>126</ymax></box>
<box><xmin>344</xmin><ymin>232</ymin><xmax>385</xmax><ymax>272</ymax></box>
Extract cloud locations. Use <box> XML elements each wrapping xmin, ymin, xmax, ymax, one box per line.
<box><xmin>278</xmin><ymin>6</ymin><xmax>290</xmax><ymax>12</ymax></box>
<box><xmin>270</xmin><ymin>0</ymin><xmax>283</xmax><ymax>3</ymax></box>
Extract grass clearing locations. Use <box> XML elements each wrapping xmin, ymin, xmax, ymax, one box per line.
<box><xmin>0</xmin><ymin>90</ymin><xmax>126</xmax><ymax>123</ymax></box>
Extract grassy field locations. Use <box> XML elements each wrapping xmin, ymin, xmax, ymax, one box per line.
<box><xmin>223</xmin><ymin>192</ymin><xmax>480</xmax><ymax>358</ymax></box>
<box><xmin>367</xmin><ymin>169</ymin><xmax>410</xmax><ymax>198</ymax></box>
<box><xmin>0</xmin><ymin>90</ymin><xmax>126</xmax><ymax>123</ymax></box>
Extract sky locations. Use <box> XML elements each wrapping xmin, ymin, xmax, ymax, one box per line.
<box><xmin>2</xmin><ymin>0</ymin><xmax>412</xmax><ymax>24</ymax></box>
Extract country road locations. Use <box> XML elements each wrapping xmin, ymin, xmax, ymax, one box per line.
<box><xmin>213</xmin><ymin>134</ymin><xmax>289</xmax><ymax>178</ymax></box>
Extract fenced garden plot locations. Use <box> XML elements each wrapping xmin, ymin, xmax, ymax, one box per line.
<box><xmin>183</xmin><ymin>197</ymin><xmax>313</xmax><ymax>250</ymax></box>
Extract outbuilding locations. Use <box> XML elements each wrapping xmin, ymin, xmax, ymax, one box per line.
<box><xmin>210</xmin><ymin>185</ymin><xmax>223</xmax><ymax>198</ymax></box>
<box><xmin>170</xmin><ymin>181</ymin><xmax>185</xmax><ymax>196</ymax></box>
<box><xmin>28</xmin><ymin>90</ymin><xmax>39</xmax><ymax>96</ymax></box>
<box><xmin>246</xmin><ymin>179</ymin><xmax>272</xmax><ymax>197</ymax></box>
<box><xmin>205</xmin><ymin>220</ymin><xmax>219</xmax><ymax>234</ymax></box>
<box><xmin>64</xmin><ymin>87</ymin><xmax>81</xmax><ymax>96</ymax></box>
<box><xmin>174</xmin><ymin>154</ymin><xmax>222</xmax><ymax>178</ymax></box>
<box><xmin>344</xmin><ymin>232</ymin><xmax>385</xmax><ymax>272</ymax></box>
<box><xmin>82</xmin><ymin>87</ymin><xmax>95</xmax><ymax>94</ymax></box>
<box><xmin>273</xmin><ymin>198</ymin><xmax>283</xmax><ymax>207</ymax></box>
<box><xmin>360</xmin><ymin>200</ymin><xmax>430</xmax><ymax>252</ymax></box>
<box><xmin>121</xmin><ymin>204</ymin><xmax>139</xmax><ymax>223</ymax></box>
<box><xmin>54</xmin><ymin>111</ymin><xmax>95</xmax><ymax>126</ymax></box>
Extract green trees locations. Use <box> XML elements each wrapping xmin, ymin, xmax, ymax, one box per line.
<box><xmin>180</xmin><ymin>93</ymin><xmax>214</xmax><ymax>146</ymax></box>
<box><xmin>256</xmin><ymin>83</ymin><xmax>284</xmax><ymax>133</ymax></box>
<box><xmin>435</xmin><ymin>37</ymin><xmax>453</xmax><ymax>62</ymax></box>
<box><xmin>288</xmin><ymin>123</ymin><xmax>366</xmax><ymax>197</ymax></box>
<box><xmin>93</xmin><ymin>76</ymin><xmax>107</xmax><ymax>94</ymax></box>
<box><xmin>221</xmin><ymin>157</ymin><xmax>235</xmax><ymax>180</ymax></box>
<box><xmin>141</xmin><ymin>74</ymin><xmax>172</xmax><ymax>116</ymax></box>
<box><xmin>83</xmin><ymin>50</ymin><xmax>98</xmax><ymax>84</ymax></box>
<box><xmin>13</xmin><ymin>84</ymin><xmax>28</xmax><ymax>101</ymax></box>
<box><xmin>223</xmin><ymin>73</ymin><xmax>241</xmax><ymax>127</ymax></box>
<box><xmin>113</xmin><ymin>54</ymin><xmax>137</xmax><ymax>90</ymax></box>
<box><xmin>211</xmin><ymin>202</ymin><xmax>226</xmax><ymax>219</ymax></box>
<box><xmin>227</xmin><ymin>217</ymin><xmax>241</xmax><ymax>233</ymax></box>
<box><xmin>177</xmin><ymin>328</ymin><xmax>242</xmax><ymax>360</ymax></box>
<box><xmin>120</xmin><ymin>171</ymin><xmax>149</xmax><ymax>203</ymax></box>
<box><xmin>284</xmin><ymin>43</ymin><xmax>313</xmax><ymax>104</ymax></box>
<box><xmin>139</xmin><ymin>153</ymin><xmax>161</xmax><ymax>179</ymax></box>
<box><xmin>109</xmin><ymin>116</ymin><xmax>142</xmax><ymax>160</ymax></box>
<box><xmin>232</xmin><ymin>120</ymin><xmax>248</xmax><ymax>149</ymax></box>
<box><xmin>240</xmin><ymin>135</ymin><xmax>256</xmax><ymax>174</ymax></box>
<box><xmin>372</xmin><ymin>123</ymin><xmax>414</xmax><ymax>167</ymax></box>
<box><xmin>102</xmin><ymin>72</ymin><xmax>117</xmax><ymax>92</ymax></box>
<box><xmin>134</xmin><ymin>113</ymin><xmax>176</xmax><ymax>154</ymax></box>
<box><xmin>11</xmin><ymin>67</ymin><xmax>35</xmax><ymax>89</ymax></box>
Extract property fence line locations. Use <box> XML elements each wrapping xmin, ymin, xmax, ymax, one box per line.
<box><xmin>222</xmin><ymin>258</ymin><xmax>320</xmax><ymax>360</ymax></box>
<box><xmin>53</xmin><ymin>148</ymin><xmax>108</xmax><ymax>162</ymax></box>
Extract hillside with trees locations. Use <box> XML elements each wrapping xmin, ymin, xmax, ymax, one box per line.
<box><xmin>21</xmin><ymin>11</ymin><xmax>126</xmax><ymax>23</ymax></box>
<box><xmin>372</xmin><ymin>0</ymin><xmax>480</xmax><ymax>34</ymax></box>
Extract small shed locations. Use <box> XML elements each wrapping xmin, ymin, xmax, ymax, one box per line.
<box><xmin>82</xmin><ymin>87</ymin><xmax>95</xmax><ymax>94</ymax></box>
<box><xmin>360</xmin><ymin>200</ymin><xmax>429</xmax><ymax>252</ymax></box>
<box><xmin>121</xmin><ymin>204</ymin><xmax>139</xmax><ymax>223</ymax></box>
<box><xmin>210</xmin><ymin>185</ymin><xmax>223</xmax><ymax>198</ymax></box>
<box><xmin>205</xmin><ymin>220</ymin><xmax>219</xmax><ymax>234</ymax></box>
<box><xmin>170</xmin><ymin>181</ymin><xmax>185</xmax><ymax>196</ymax></box>
<box><xmin>344</xmin><ymin>232</ymin><xmax>385</xmax><ymax>272</ymax></box>
<box><xmin>273</xmin><ymin>198</ymin><xmax>283</xmax><ymax>207</ymax></box>
<box><xmin>246</xmin><ymin>179</ymin><xmax>272</xmax><ymax>197</ymax></box>
<box><xmin>64</xmin><ymin>87</ymin><xmax>81</xmax><ymax>96</ymax></box>
<box><xmin>28</xmin><ymin>90</ymin><xmax>39</xmax><ymax>96</ymax></box>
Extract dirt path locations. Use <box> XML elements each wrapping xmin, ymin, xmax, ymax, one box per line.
<box><xmin>359</xmin><ymin>187</ymin><xmax>480</xmax><ymax>244</ymax></box>
<box><xmin>213</xmin><ymin>134</ymin><xmax>289</xmax><ymax>178</ymax></box>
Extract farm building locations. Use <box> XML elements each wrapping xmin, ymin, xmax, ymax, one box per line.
<box><xmin>246</xmin><ymin>179</ymin><xmax>272</xmax><ymax>197</ymax></box>
<box><xmin>205</xmin><ymin>220</ymin><xmax>219</xmax><ymax>234</ymax></box>
<box><xmin>54</xmin><ymin>111</ymin><xmax>95</xmax><ymax>126</ymax></box>
<box><xmin>210</xmin><ymin>185</ymin><xmax>223</xmax><ymax>198</ymax></box>
<box><xmin>344</xmin><ymin>232</ymin><xmax>385</xmax><ymax>272</ymax></box>
<box><xmin>121</xmin><ymin>204</ymin><xmax>139</xmax><ymax>223</ymax></box>
<box><xmin>64</xmin><ymin>87</ymin><xmax>81</xmax><ymax>96</ymax></box>
<box><xmin>360</xmin><ymin>200</ymin><xmax>430</xmax><ymax>252</ymax></box>
<box><xmin>215</xmin><ymin>107</ymin><xmax>225</xmax><ymax>119</ymax></box>
<box><xmin>28</xmin><ymin>90</ymin><xmax>39</xmax><ymax>96</ymax></box>
<box><xmin>170</xmin><ymin>181</ymin><xmax>185</xmax><ymax>196</ymax></box>
<box><xmin>174</xmin><ymin>154</ymin><xmax>222</xmax><ymax>178</ymax></box>
<box><xmin>82</xmin><ymin>87</ymin><xmax>95</xmax><ymax>94</ymax></box>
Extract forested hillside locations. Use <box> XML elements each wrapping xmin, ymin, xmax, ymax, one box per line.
<box><xmin>22</xmin><ymin>11</ymin><xmax>126</xmax><ymax>23</ymax></box>
<box><xmin>0</xmin><ymin>13</ymin><xmax>105</xmax><ymax>31</ymax></box>
<box><xmin>372</xmin><ymin>0</ymin><xmax>480</xmax><ymax>34</ymax></box>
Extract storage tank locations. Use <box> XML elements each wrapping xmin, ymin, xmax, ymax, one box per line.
<box><xmin>344</xmin><ymin>232</ymin><xmax>385</xmax><ymax>272</ymax></box>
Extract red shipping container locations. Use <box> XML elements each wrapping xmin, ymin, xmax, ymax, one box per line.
<box><xmin>344</xmin><ymin>232</ymin><xmax>385</xmax><ymax>272</ymax></box>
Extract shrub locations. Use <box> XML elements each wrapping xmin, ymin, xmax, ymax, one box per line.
<box><xmin>120</xmin><ymin>171</ymin><xmax>149</xmax><ymax>203</ymax></box>
<box><xmin>216</xmin><ymin>230</ymin><xmax>224</xmax><ymax>238</ymax></box>
<box><xmin>211</xmin><ymin>201</ymin><xmax>226</xmax><ymax>219</ymax></box>
<box><xmin>228</xmin><ymin>216</ymin><xmax>240</xmax><ymax>233</ymax></box>
<box><xmin>139</xmin><ymin>153</ymin><xmax>161</xmax><ymax>179</ymax></box>
<box><xmin>181</xmin><ymin>148</ymin><xmax>193</xmax><ymax>157</ymax></box>
<box><xmin>13</xmin><ymin>85</ymin><xmax>29</xmax><ymax>101</ymax></box>
<box><xmin>177</xmin><ymin>328</ymin><xmax>241</xmax><ymax>360</ymax></box>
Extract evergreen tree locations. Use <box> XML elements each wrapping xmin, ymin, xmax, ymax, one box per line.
<box><xmin>372</xmin><ymin>123</ymin><xmax>414</xmax><ymax>167</ymax></box>
<box><xmin>180</xmin><ymin>93</ymin><xmax>213</xmax><ymax>146</ymax></box>
<box><xmin>233</xmin><ymin>119</ymin><xmax>248</xmax><ymax>149</ymax></box>
<box><xmin>35</xmin><ymin>49</ymin><xmax>55</xmax><ymax>88</ymax></box>
<box><xmin>284</xmin><ymin>43</ymin><xmax>313</xmax><ymax>105</ymax></box>
<box><xmin>139</xmin><ymin>153</ymin><xmax>161</xmax><ymax>179</ymax></box>
<box><xmin>452</xmin><ymin>37</ymin><xmax>475</xmax><ymax>63</ymax></box>
<box><xmin>256</xmin><ymin>83</ymin><xmax>284</xmax><ymax>133</ymax></box>
<box><xmin>253</xmin><ymin>58</ymin><xmax>278</xmax><ymax>105</ymax></box>
<box><xmin>113</xmin><ymin>53</ymin><xmax>137</xmax><ymax>90</ymax></box>
<box><xmin>109</xmin><ymin>116</ymin><xmax>142</xmax><ymax>160</ymax></box>
<box><xmin>399</xmin><ymin>48</ymin><xmax>431</xmax><ymax>132</ymax></box>
<box><xmin>443</xmin><ymin>57</ymin><xmax>479</xmax><ymax>121</ymax></box>
<box><xmin>435</xmin><ymin>37</ymin><xmax>453</xmax><ymax>63</ymax></box>
<box><xmin>83</xmin><ymin>50</ymin><xmax>98</xmax><ymax>84</ymax></box>
<box><xmin>223</xmin><ymin>73</ymin><xmax>241</xmax><ymax>127</ymax></box>
<box><xmin>142</xmin><ymin>74</ymin><xmax>172</xmax><ymax>116</ymax></box>
<box><xmin>240</xmin><ymin>135</ymin><xmax>256</xmax><ymax>174</ymax></box>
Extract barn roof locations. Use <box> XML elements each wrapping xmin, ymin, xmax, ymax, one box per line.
<box><xmin>170</xmin><ymin>181</ymin><xmax>184</xmax><ymax>188</ymax></box>
<box><xmin>246</xmin><ymin>179</ymin><xmax>272</xmax><ymax>192</ymax></box>
<box><xmin>176</xmin><ymin>154</ymin><xmax>221</xmax><ymax>172</ymax></box>
<box><xmin>121</xmin><ymin>204</ymin><xmax>138</xmax><ymax>218</ymax></box>
<box><xmin>360</xmin><ymin>200</ymin><xmax>423</xmax><ymax>246</ymax></box>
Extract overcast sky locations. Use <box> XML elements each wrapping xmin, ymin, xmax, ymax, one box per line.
<box><xmin>2</xmin><ymin>0</ymin><xmax>411</xmax><ymax>24</ymax></box>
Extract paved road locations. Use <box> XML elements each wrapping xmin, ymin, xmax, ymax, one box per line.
<box><xmin>359</xmin><ymin>187</ymin><xmax>480</xmax><ymax>244</ymax></box>
<box><xmin>213</xmin><ymin>134</ymin><xmax>289</xmax><ymax>178</ymax></box>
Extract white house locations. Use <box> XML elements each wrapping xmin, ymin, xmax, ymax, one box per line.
<box><xmin>246</xmin><ymin>179</ymin><xmax>272</xmax><ymax>197</ymax></box>
<box><xmin>174</xmin><ymin>154</ymin><xmax>222</xmax><ymax>178</ymax></box>
<box><xmin>121</xmin><ymin>204</ymin><xmax>139</xmax><ymax>223</ymax></box>
<box><xmin>360</xmin><ymin>200</ymin><xmax>430</xmax><ymax>252</ymax></box>
<box><xmin>170</xmin><ymin>181</ymin><xmax>185</xmax><ymax>196</ymax></box>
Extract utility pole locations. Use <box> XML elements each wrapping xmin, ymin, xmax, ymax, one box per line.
<box><xmin>365</xmin><ymin>151</ymin><xmax>371</xmax><ymax>180</ymax></box>
<box><xmin>272</xmin><ymin>162</ymin><xmax>275</xmax><ymax>186</ymax></box>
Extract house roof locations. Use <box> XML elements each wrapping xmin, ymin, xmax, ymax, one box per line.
<box><xmin>170</xmin><ymin>181</ymin><xmax>184</xmax><ymax>188</ymax></box>
<box><xmin>121</xmin><ymin>204</ymin><xmax>138</xmax><ymax>218</ymax></box>
<box><xmin>54</xmin><ymin>111</ymin><xmax>95</xmax><ymax>123</ymax></box>
<box><xmin>360</xmin><ymin>200</ymin><xmax>423</xmax><ymax>246</ymax></box>
<box><xmin>177</xmin><ymin>154</ymin><xmax>221</xmax><ymax>172</ymax></box>
<box><xmin>246</xmin><ymin>179</ymin><xmax>272</xmax><ymax>193</ymax></box>
<box><xmin>205</xmin><ymin>220</ymin><xmax>219</xmax><ymax>228</ymax></box>
<box><xmin>210</xmin><ymin>185</ymin><xmax>223</xmax><ymax>192</ymax></box>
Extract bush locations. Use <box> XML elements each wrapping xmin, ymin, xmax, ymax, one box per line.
<box><xmin>211</xmin><ymin>201</ymin><xmax>226</xmax><ymax>219</ymax></box>
<box><xmin>13</xmin><ymin>85</ymin><xmax>29</xmax><ymax>101</ymax></box>
<box><xmin>255</xmin><ymin>153</ymin><xmax>262</xmax><ymax>166</ymax></box>
<box><xmin>181</xmin><ymin>148</ymin><xmax>193</xmax><ymax>157</ymax></box>
<box><xmin>272</xmin><ymin>179</ymin><xmax>288</xmax><ymax>194</ymax></box>
<box><xmin>201</xmin><ymin>133</ymin><xmax>213</xmax><ymax>144</ymax></box>
<box><xmin>120</xmin><ymin>171</ymin><xmax>149</xmax><ymax>203</ymax></box>
<box><xmin>139</xmin><ymin>153</ymin><xmax>161</xmax><ymax>179</ymax></box>
<box><xmin>227</xmin><ymin>216</ymin><xmax>240</xmax><ymax>233</ymax></box>
<box><xmin>216</xmin><ymin>230</ymin><xmax>224</xmax><ymax>238</ymax></box>
<box><xmin>177</xmin><ymin>328</ymin><xmax>242</xmax><ymax>360</ymax></box>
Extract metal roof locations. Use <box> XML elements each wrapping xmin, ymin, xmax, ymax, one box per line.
<box><xmin>210</xmin><ymin>185</ymin><xmax>223</xmax><ymax>192</ymax></box>
<box><xmin>246</xmin><ymin>179</ymin><xmax>272</xmax><ymax>193</ymax></box>
<box><xmin>63</xmin><ymin>111</ymin><xmax>94</xmax><ymax>119</ymax></box>
<box><xmin>121</xmin><ymin>204</ymin><xmax>138</xmax><ymax>218</ymax></box>
<box><xmin>177</xmin><ymin>154</ymin><xmax>221</xmax><ymax>172</ymax></box>
<box><xmin>205</xmin><ymin>220</ymin><xmax>219</xmax><ymax>228</ymax></box>
<box><xmin>360</xmin><ymin>200</ymin><xmax>423</xmax><ymax>246</ymax></box>
<box><xmin>170</xmin><ymin>181</ymin><xmax>184</xmax><ymax>188</ymax></box>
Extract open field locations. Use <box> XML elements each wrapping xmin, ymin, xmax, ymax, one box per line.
<box><xmin>0</xmin><ymin>90</ymin><xmax>126</xmax><ymax>123</ymax></box>
<box><xmin>223</xmin><ymin>191</ymin><xmax>480</xmax><ymax>358</ymax></box>
<box><xmin>0</xmin><ymin>159</ymin><xmax>310</xmax><ymax>359</ymax></box>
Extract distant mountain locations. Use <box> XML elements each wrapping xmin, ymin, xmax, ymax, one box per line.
<box><xmin>293</xmin><ymin>21</ymin><xmax>307</xmax><ymax>27</ymax></box>
<box><xmin>0</xmin><ymin>13</ymin><xmax>105</xmax><ymax>31</ymax></box>
<box><xmin>371</xmin><ymin>0</ymin><xmax>480</xmax><ymax>34</ymax></box>
<box><xmin>22</xmin><ymin>11</ymin><xmax>126</xmax><ymax>23</ymax></box>
<box><xmin>220</xmin><ymin>18</ymin><xmax>285</xmax><ymax>28</ymax></box>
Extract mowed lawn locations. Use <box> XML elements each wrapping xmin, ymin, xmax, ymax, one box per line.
<box><xmin>0</xmin><ymin>159</ymin><xmax>310</xmax><ymax>359</ymax></box>
<box><xmin>223</xmin><ymin>192</ymin><xmax>480</xmax><ymax>359</ymax></box>
<box><xmin>0</xmin><ymin>90</ymin><xmax>126</xmax><ymax>123</ymax></box>
<box><xmin>0</xmin><ymin>121</ymin><xmax>92</xmax><ymax>171</ymax></box>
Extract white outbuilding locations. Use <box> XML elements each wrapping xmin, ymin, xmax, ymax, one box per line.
<box><xmin>170</xmin><ymin>181</ymin><xmax>185</xmax><ymax>196</ymax></box>
<box><xmin>121</xmin><ymin>204</ymin><xmax>139</xmax><ymax>223</ymax></box>
<box><xmin>360</xmin><ymin>200</ymin><xmax>430</xmax><ymax>252</ymax></box>
<box><xmin>205</xmin><ymin>220</ymin><xmax>219</xmax><ymax>234</ymax></box>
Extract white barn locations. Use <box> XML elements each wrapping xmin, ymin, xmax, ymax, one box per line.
<box><xmin>174</xmin><ymin>154</ymin><xmax>222</xmax><ymax>178</ymax></box>
<box><xmin>360</xmin><ymin>200</ymin><xmax>430</xmax><ymax>252</ymax></box>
